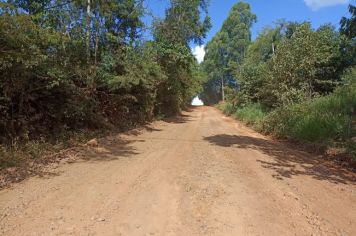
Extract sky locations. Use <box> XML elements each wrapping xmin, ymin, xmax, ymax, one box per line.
<box><xmin>191</xmin><ymin>96</ymin><xmax>204</xmax><ymax>106</ymax></box>
<box><xmin>144</xmin><ymin>0</ymin><xmax>353</xmax><ymax>63</ymax></box>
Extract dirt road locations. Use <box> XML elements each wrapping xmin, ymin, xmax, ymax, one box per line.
<box><xmin>0</xmin><ymin>106</ymin><xmax>355</xmax><ymax>236</ymax></box>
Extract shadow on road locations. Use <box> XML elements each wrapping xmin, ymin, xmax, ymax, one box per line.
<box><xmin>0</xmin><ymin>109</ymin><xmax>196</xmax><ymax>189</ymax></box>
<box><xmin>0</xmin><ymin>137</ymin><xmax>144</xmax><ymax>189</ymax></box>
<box><xmin>163</xmin><ymin>113</ymin><xmax>193</xmax><ymax>124</ymax></box>
<box><xmin>204</xmin><ymin>134</ymin><xmax>356</xmax><ymax>185</ymax></box>
<box><xmin>78</xmin><ymin>139</ymin><xmax>141</xmax><ymax>162</ymax></box>
<box><xmin>127</xmin><ymin>125</ymin><xmax>163</xmax><ymax>136</ymax></box>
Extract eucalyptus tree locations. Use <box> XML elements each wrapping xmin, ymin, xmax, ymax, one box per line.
<box><xmin>202</xmin><ymin>2</ymin><xmax>256</xmax><ymax>102</ymax></box>
<box><xmin>340</xmin><ymin>4</ymin><xmax>356</xmax><ymax>39</ymax></box>
<box><xmin>237</xmin><ymin>21</ymin><xmax>302</xmax><ymax>107</ymax></box>
<box><xmin>339</xmin><ymin>4</ymin><xmax>356</xmax><ymax>70</ymax></box>
<box><xmin>153</xmin><ymin>0</ymin><xmax>211</xmax><ymax>114</ymax></box>
<box><xmin>0</xmin><ymin>0</ymin><xmax>147</xmax><ymax>140</ymax></box>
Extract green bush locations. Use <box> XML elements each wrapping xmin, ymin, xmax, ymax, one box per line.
<box><xmin>217</xmin><ymin>102</ymin><xmax>237</xmax><ymax>115</ymax></box>
<box><xmin>217</xmin><ymin>103</ymin><xmax>267</xmax><ymax>131</ymax></box>
<box><xmin>218</xmin><ymin>78</ymin><xmax>355</xmax><ymax>148</ymax></box>
<box><xmin>263</xmin><ymin>84</ymin><xmax>355</xmax><ymax>143</ymax></box>
<box><xmin>233</xmin><ymin>104</ymin><xmax>267</xmax><ymax>131</ymax></box>
<box><xmin>0</xmin><ymin>145</ymin><xmax>26</xmax><ymax>169</ymax></box>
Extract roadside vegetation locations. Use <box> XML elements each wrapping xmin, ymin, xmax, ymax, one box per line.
<box><xmin>1</xmin><ymin>1</ymin><xmax>355</xmax><ymax>170</ymax></box>
<box><xmin>203</xmin><ymin>3</ymin><xmax>356</xmax><ymax>160</ymax></box>
<box><xmin>0</xmin><ymin>0</ymin><xmax>211</xmax><ymax>169</ymax></box>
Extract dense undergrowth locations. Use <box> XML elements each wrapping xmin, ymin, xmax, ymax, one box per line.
<box><xmin>218</xmin><ymin>81</ymin><xmax>356</xmax><ymax>159</ymax></box>
<box><xmin>203</xmin><ymin>3</ymin><xmax>356</xmax><ymax>161</ymax></box>
<box><xmin>0</xmin><ymin>0</ymin><xmax>211</xmax><ymax>169</ymax></box>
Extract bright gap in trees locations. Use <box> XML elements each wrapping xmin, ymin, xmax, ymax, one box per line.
<box><xmin>191</xmin><ymin>96</ymin><xmax>204</xmax><ymax>106</ymax></box>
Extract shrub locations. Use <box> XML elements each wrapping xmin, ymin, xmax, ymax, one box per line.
<box><xmin>233</xmin><ymin>104</ymin><xmax>267</xmax><ymax>131</ymax></box>
<box><xmin>217</xmin><ymin>76</ymin><xmax>355</xmax><ymax>150</ymax></box>
<box><xmin>263</xmin><ymin>83</ymin><xmax>355</xmax><ymax>143</ymax></box>
<box><xmin>216</xmin><ymin>102</ymin><xmax>237</xmax><ymax>115</ymax></box>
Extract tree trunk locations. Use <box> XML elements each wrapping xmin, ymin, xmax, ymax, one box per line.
<box><xmin>272</xmin><ymin>42</ymin><xmax>275</xmax><ymax>55</ymax></box>
<box><xmin>94</xmin><ymin>26</ymin><xmax>99</xmax><ymax>66</ymax></box>
<box><xmin>221</xmin><ymin>78</ymin><xmax>225</xmax><ymax>102</ymax></box>
<box><xmin>86</xmin><ymin>0</ymin><xmax>91</xmax><ymax>63</ymax></box>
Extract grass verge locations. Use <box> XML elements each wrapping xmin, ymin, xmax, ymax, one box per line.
<box><xmin>217</xmin><ymin>85</ymin><xmax>356</xmax><ymax>164</ymax></box>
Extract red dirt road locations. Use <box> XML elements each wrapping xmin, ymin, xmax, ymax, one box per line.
<box><xmin>0</xmin><ymin>106</ymin><xmax>355</xmax><ymax>235</ymax></box>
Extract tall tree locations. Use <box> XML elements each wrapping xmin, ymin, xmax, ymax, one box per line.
<box><xmin>340</xmin><ymin>4</ymin><xmax>356</xmax><ymax>39</ymax></box>
<box><xmin>154</xmin><ymin>0</ymin><xmax>211</xmax><ymax>45</ymax></box>
<box><xmin>237</xmin><ymin>25</ymin><xmax>285</xmax><ymax>106</ymax></box>
<box><xmin>339</xmin><ymin>4</ymin><xmax>356</xmax><ymax>70</ymax></box>
<box><xmin>153</xmin><ymin>0</ymin><xmax>211</xmax><ymax>114</ymax></box>
<box><xmin>0</xmin><ymin>0</ymin><xmax>147</xmax><ymax>140</ymax></box>
<box><xmin>202</xmin><ymin>2</ymin><xmax>256</xmax><ymax>102</ymax></box>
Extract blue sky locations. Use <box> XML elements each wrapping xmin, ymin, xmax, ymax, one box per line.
<box><xmin>207</xmin><ymin>0</ymin><xmax>352</xmax><ymax>41</ymax></box>
<box><xmin>144</xmin><ymin>0</ymin><xmax>354</xmax><ymax>62</ymax></box>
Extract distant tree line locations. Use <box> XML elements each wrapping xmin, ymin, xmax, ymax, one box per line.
<box><xmin>202</xmin><ymin>3</ymin><xmax>355</xmax><ymax>107</ymax></box>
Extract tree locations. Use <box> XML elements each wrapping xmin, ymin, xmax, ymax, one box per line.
<box><xmin>340</xmin><ymin>4</ymin><xmax>356</xmax><ymax>39</ymax></box>
<box><xmin>202</xmin><ymin>2</ymin><xmax>256</xmax><ymax>103</ymax></box>
<box><xmin>270</xmin><ymin>23</ymin><xmax>341</xmax><ymax>106</ymax></box>
<box><xmin>339</xmin><ymin>4</ymin><xmax>356</xmax><ymax>70</ymax></box>
<box><xmin>237</xmin><ymin>25</ymin><xmax>285</xmax><ymax>106</ymax></box>
<box><xmin>153</xmin><ymin>0</ymin><xmax>211</xmax><ymax>114</ymax></box>
<box><xmin>154</xmin><ymin>0</ymin><xmax>211</xmax><ymax>46</ymax></box>
<box><xmin>0</xmin><ymin>0</ymin><xmax>154</xmax><ymax>142</ymax></box>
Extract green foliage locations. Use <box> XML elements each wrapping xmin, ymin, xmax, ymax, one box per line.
<box><xmin>270</xmin><ymin>23</ymin><xmax>342</xmax><ymax>105</ymax></box>
<box><xmin>218</xmin><ymin>103</ymin><xmax>267</xmax><ymax>131</ymax></box>
<box><xmin>340</xmin><ymin>4</ymin><xmax>356</xmax><ymax>39</ymax></box>
<box><xmin>236</xmin><ymin>22</ymin><xmax>344</xmax><ymax>108</ymax></box>
<box><xmin>234</xmin><ymin>104</ymin><xmax>267</xmax><ymax>131</ymax></box>
<box><xmin>0</xmin><ymin>145</ymin><xmax>23</xmax><ymax>168</ymax></box>
<box><xmin>204</xmin><ymin>4</ymin><xmax>356</xmax><ymax>161</ymax></box>
<box><xmin>339</xmin><ymin>4</ymin><xmax>356</xmax><ymax>70</ymax></box>
<box><xmin>0</xmin><ymin>0</ymin><xmax>211</xmax><ymax>168</ymax></box>
<box><xmin>237</xmin><ymin>23</ymin><xmax>291</xmax><ymax>107</ymax></box>
<box><xmin>263</xmin><ymin>82</ymin><xmax>355</xmax><ymax>143</ymax></box>
<box><xmin>219</xmin><ymin>70</ymin><xmax>355</xmax><ymax>151</ymax></box>
<box><xmin>154</xmin><ymin>0</ymin><xmax>211</xmax><ymax>45</ymax></box>
<box><xmin>219</xmin><ymin>78</ymin><xmax>355</xmax><ymax>146</ymax></box>
<box><xmin>212</xmin><ymin>6</ymin><xmax>355</xmax><ymax>157</ymax></box>
<box><xmin>217</xmin><ymin>102</ymin><xmax>236</xmax><ymax>116</ymax></box>
<box><xmin>153</xmin><ymin>0</ymin><xmax>211</xmax><ymax>115</ymax></box>
<box><xmin>202</xmin><ymin>2</ymin><xmax>256</xmax><ymax>103</ymax></box>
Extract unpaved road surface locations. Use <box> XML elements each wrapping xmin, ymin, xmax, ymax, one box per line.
<box><xmin>1</xmin><ymin>106</ymin><xmax>355</xmax><ymax>236</ymax></box>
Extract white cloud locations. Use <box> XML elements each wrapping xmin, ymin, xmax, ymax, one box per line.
<box><xmin>192</xmin><ymin>45</ymin><xmax>205</xmax><ymax>64</ymax></box>
<box><xmin>304</xmin><ymin>0</ymin><xmax>349</xmax><ymax>10</ymax></box>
